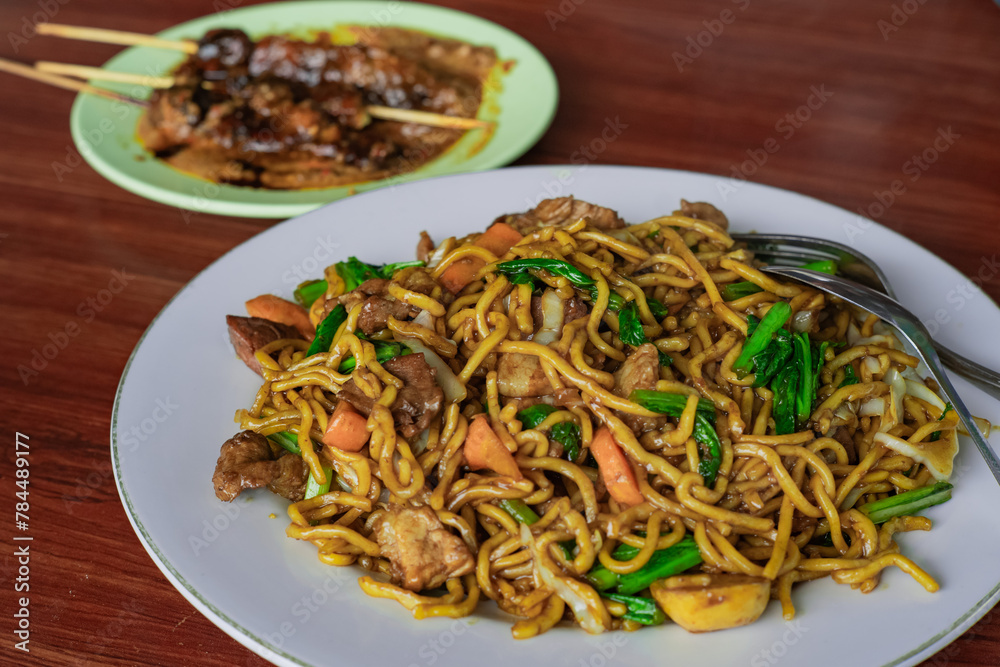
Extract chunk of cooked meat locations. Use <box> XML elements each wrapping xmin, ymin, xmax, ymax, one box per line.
<box><xmin>374</xmin><ymin>505</ymin><xmax>475</xmax><ymax>591</ymax></box>
<box><xmin>338</xmin><ymin>354</ymin><xmax>444</xmax><ymax>438</ymax></box>
<box><xmin>615</xmin><ymin>343</ymin><xmax>665</xmax><ymax>433</ymax></box>
<box><xmin>497</xmin><ymin>197</ymin><xmax>625</xmax><ymax>235</ymax></box>
<box><xmin>497</xmin><ymin>352</ymin><xmax>551</xmax><ymax>397</ymax></box>
<box><xmin>416</xmin><ymin>231</ymin><xmax>434</xmax><ymax>263</ymax></box>
<box><xmin>226</xmin><ymin>315</ymin><xmax>303</xmax><ymax>375</ymax></box>
<box><xmin>212</xmin><ymin>430</ymin><xmax>308</xmax><ymax>502</ymax></box>
<box><xmin>675</xmin><ymin>199</ymin><xmax>729</xmax><ymax>230</ymax></box>
<box><xmin>317</xmin><ymin>278</ymin><xmax>418</xmax><ymax>336</ymax></box>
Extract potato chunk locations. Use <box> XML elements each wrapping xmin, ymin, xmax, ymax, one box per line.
<box><xmin>650</xmin><ymin>573</ymin><xmax>769</xmax><ymax>632</ymax></box>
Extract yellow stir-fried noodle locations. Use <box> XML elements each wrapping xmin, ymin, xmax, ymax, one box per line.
<box><xmin>225</xmin><ymin>198</ymin><xmax>962</xmax><ymax>636</ymax></box>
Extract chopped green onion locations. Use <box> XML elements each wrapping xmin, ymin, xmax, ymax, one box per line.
<box><xmin>858</xmin><ymin>482</ymin><xmax>953</xmax><ymax>524</ymax></box>
<box><xmin>498</xmin><ymin>498</ymin><xmax>540</xmax><ymax>525</ymax></box>
<box><xmin>303</xmin><ymin>465</ymin><xmax>333</xmax><ymax>500</ymax></box>
<box><xmin>306</xmin><ymin>304</ymin><xmax>348</xmax><ymax>356</ymax></box>
<box><xmin>294</xmin><ymin>279</ymin><xmax>327</xmax><ymax>308</ymax></box>
<box><xmin>267</xmin><ymin>431</ymin><xmax>302</xmax><ymax>455</ymax></box>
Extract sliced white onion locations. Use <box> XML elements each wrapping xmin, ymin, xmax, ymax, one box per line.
<box><xmin>874</xmin><ymin>431</ymin><xmax>956</xmax><ymax>481</ymax></box>
<box><xmin>858</xmin><ymin>397</ymin><xmax>885</xmax><ymax>417</ymax></box>
<box><xmin>534</xmin><ymin>289</ymin><xmax>565</xmax><ymax>346</ymax></box>
<box><xmin>880</xmin><ymin>367</ymin><xmax>907</xmax><ymax>432</ymax></box>
<box><xmin>520</xmin><ymin>525</ymin><xmax>608</xmax><ymax>634</ymax></box>
<box><xmin>402</xmin><ymin>337</ymin><xmax>466</xmax><ymax>403</ymax></box>
<box><xmin>791</xmin><ymin>309</ymin><xmax>816</xmax><ymax>332</ymax></box>
<box><xmin>904</xmin><ymin>379</ymin><xmax>947</xmax><ymax>412</ymax></box>
<box><xmin>863</xmin><ymin>356</ymin><xmax>881</xmax><ymax>375</ymax></box>
<box><xmin>847</xmin><ymin>323</ymin><xmax>862</xmax><ymax>346</ymax></box>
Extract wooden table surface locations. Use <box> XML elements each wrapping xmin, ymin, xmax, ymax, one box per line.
<box><xmin>2</xmin><ymin>0</ymin><xmax>999</xmax><ymax>664</ymax></box>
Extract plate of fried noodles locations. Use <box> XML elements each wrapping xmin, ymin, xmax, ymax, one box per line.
<box><xmin>112</xmin><ymin>165</ymin><xmax>1000</xmax><ymax>667</ymax></box>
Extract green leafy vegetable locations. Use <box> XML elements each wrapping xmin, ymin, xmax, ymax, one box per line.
<box><xmin>585</xmin><ymin>536</ymin><xmax>703</xmax><ymax>595</ymax></box>
<box><xmin>657</xmin><ymin>350</ymin><xmax>673</xmax><ymax>367</ymax></box>
<box><xmin>306</xmin><ymin>304</ymin><xmax>348</xmax><ymax>356</ymax></box>
<box><xmin>516</xmin><ymin>404</ymin><xmax>559</xmax><ymax>430</ymax></box>
<box><xmin>858</xmin><ymin>482</ymin><xmax>953</xmax><ymax>524</ymax></box>
<box><xmin>628</xmin><ymin>390</ymin><xmax>716</xmax><ymax>420</ymax></box>
<box><xmin>551</xmin><ymin>421</ymin><xmax>581</xmax><ymax>461</ymax></box>
<box><xmin>338</xmin><ymin>339</ymin><xmax>410</xmax><ymax>373</ymax></box>
<box><xmin>732</xmin><ymin>302</ymin><xmax>792</xmax><ymax>375</ymax></box>
<box><xmin>494</xmin><ymin>258</ymin><xmax>626</xmax><ymax>311</ymax></box>
<box><xmin>839</xmin><ymin>364</ymin><xmax>859</xmax><ymax>388</ymax></box>
<box><xmin>601</xmin><ymin>592</ymin><xmax>666</xmax><ymax>625</ymax></box>
<box><xmin>294</xmin><ymin>279</ymin><xmax>327</xmax><ymax>308</ymax></box>
<box><xmin>618</xmin><ymin>301</ymin><xmax>647</xmax><ymax>347</ymax></box>
<box><xmin>335</xmin><ymin>257</ymin><xmax>424</xmax><ymax>292</ymax></box>
<box><xmin>721</xmin><ymin>281</ymin><xmax>764</xmax><ymax>301</ymax></box>
<box><xmin>629</xmin><ymin>390</ymin><xmax>721</xmax><ymax>485</ymax></box>
<box><xmin>647</xmin><ymin>298</ymin><xmax>669</xmax><ymax>321</ymax></box>
<box><xmin>930</xmin><ymin>403</ymin><xmax>953</xmax><ymax>441</ymax></box>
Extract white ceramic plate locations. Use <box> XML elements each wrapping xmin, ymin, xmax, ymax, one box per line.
<box><xmin>112</xmin><ymin>165</ymin><xmax>1000</xmax><ymax>667</ymax></box>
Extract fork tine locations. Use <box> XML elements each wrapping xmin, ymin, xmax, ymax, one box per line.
<box><xmin>730</xmin><ymin>232</ymin><xmax>896</xmax><ymax>298</ymax></box>
<box><xmin>742</xmin><ymin>248</ymin><xmax>837</xmax><ymax>264</ymax></box>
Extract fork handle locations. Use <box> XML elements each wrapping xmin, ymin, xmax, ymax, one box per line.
<box><xmin>936</xmin><ymin>343</ymin><xmax>1000</xmax><ymax>403</ymax></box>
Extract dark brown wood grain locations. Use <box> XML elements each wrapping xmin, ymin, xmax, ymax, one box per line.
<box><xmin>2</xmin><ymin>0</ymin><xmax>999</xmax><ymax>665</ymax></box>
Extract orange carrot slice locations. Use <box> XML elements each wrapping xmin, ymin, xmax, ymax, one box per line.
<box><xmin>464</xmin><ymin>414</ymin><xmax>522</xmax><ymax>480</ymax></box>
<box><xmin>322</xmin><ymin>401</ymin><xmax>370</xmax><ymax>452</ymax></box>
<box><xmin>590</xmin><ymin>427</ymin><xmax>644</xmax><ymax>507</ymax></box>
<box><xmin>245</xmin><ymin>294</ymin><xmax>315</xmax><ymax>340</ymax></box>
<box><xmin>440</xmin><ymin>222</ymin><xmax>523</xmax><ymax>294</ymax></box>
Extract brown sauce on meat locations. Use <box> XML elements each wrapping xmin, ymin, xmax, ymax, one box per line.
<box><xmin>137</xmin><ymin>27</ymin><xmax>500</xmax><ymax>190</ymax></box>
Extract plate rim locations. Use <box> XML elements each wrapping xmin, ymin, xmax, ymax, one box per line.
<box><xmin>69</xmin><ymin>0</ymin><xmax>559</xmax><ymax>218</ymax></box>
<box><xmin>111</xmin><ymin>163</ymin><xmax>1000</xmax><ymax>667</ymax></box>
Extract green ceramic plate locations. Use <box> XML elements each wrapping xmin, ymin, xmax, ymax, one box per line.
<box><xmin>68</xmin><ymin>1</ymin><xmax>558</xmax><ymax>219</ymax></box>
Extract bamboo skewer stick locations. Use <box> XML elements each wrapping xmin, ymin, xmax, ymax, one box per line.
<box><xmin>36</xmin><ymin>23</ymin><xmax>197</xmax><ymax>53</ymax></box>
<box><xmin>36</xmin><ymin>61</ymin><xmax>174</xmax><ymax>88</ymax></box>
<box><xmin>366</xmin><ymin>105</ymin><xmax>492</xmax><ymax>129</ymax></box>
<box><xmin>0</xmin><ymin>57</ymin><xmax>148</xmax><ymax>106</ymax></box>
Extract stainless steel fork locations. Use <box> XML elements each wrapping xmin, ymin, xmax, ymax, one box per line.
<box><xmin>763</xmin><ymin>265</ymin><xmax>1000</xmax><ymax>485</ymax></box>
<box><xmin>731</xmin><ymin>232</ymin><xmax>1000</xmax><ymax>402</ymax></box>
